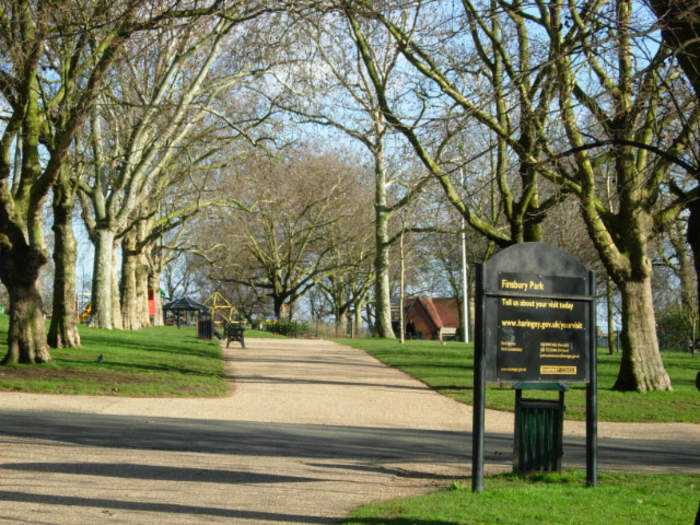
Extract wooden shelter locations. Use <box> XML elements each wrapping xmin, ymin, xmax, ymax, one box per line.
<box><xmin>162</xmin><ymin>297</ymin><xmax>208</xmax><ymax>327</ymax></box>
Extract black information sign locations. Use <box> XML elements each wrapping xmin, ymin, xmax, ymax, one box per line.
<box><xmin>472</xmin><ymin>242</ymin><xmax>597</xmax><ymax>492</ymax></box>
<box><xmin>477</xmin><ymin>245</ymin><xmax>595</xmax><ymax>384</ymax></box>
<box><xmin>495</xmin><ymin>272</ymin><xmax>588</xmax><ymax>382</ymax></box>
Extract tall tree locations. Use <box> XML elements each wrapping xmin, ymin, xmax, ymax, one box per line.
<box><xmin>198</xmin><ymin>149</ymin><xmax>361</xmax><ymax>319</ymax></box>
<box><xmin>349</xmin><ymin>0</ymin><xmax>698</xmax><ymax>390</ymax></box>
<box><xmin>0</xmin><ymin>1</ymin><xmax>216</xmax><ymax>363</ymax></box>
<box><xmin>343</xmin><ymin>1</ymin><xmax>568</xmax><ymax>249</ymax></box>
<box><xmin>274</xmin><ymin>8</ymin><xmax>431</xmax><ymax>337</ymax></box>
<box><xmin>543</xmin><ymin>0</ymin><xmax>698</xmax><ymax>391</ymax></box>
<box><xmin>79</xmin><ymin>9</ymin><xmax>274</xmax><ymax>328</ymax></box>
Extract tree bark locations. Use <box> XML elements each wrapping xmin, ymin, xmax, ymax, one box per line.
<box><xmin>137</xmin><ymin>256</ymin><xmax>150</xmax><ymax>327</ymax></box>
<box><xmin>649</xmin><ymin>0</ymin><xmax>700</xmax><ymax>97</ymax></box>
<box><xmin>613</xmin><ymin>277</ymin><xmax>673</xmax><ymax>392</ymax></box>
<box><xmin>149</xmin><ymin>270</ymin><xmax>163</xmax><ymax>326</ymax></box>
<box><xmin>48</xmin><ymin>188</ymin><xmax>81</xmax><ymax>348</ymax></box>
<box><xmin>399</xmin><ymin>226</ymin><xmax>405</xmax><ymax>344</ymax></box>
<box><xmin>275</xmin><ymin>298</ymin><xmax>288</xmax><ymax>321</ymax></box>
<box><xmin>686</xmin><ymin>199</ymin><xmax>700</xmax><ymax>332</ymax></box>
<box><xmin>374</xmin><ymin>148</ymin><xmax>395</xmax><ymax>338</ymax></box>
<box><xmin>120</xmin><ymin>233</ymin><xmax>140</xmax><ymax>330</ymax></box>
<box><xmin>354</xmin><ymin>299</ymin><xmax>363</xmax><ymax>337</ymax></box>
<box><xmin>0</xmin><ymin>245</ymin><xmax>51</xmax><ymax>364</ymax></box>
<box><xmin>91</xmin><ymin>229</ymin><xmax>115</xmax><ymax>329</ymax></box>
<box><xmin>606</xmin><ymin>276</ymin><xmax>616</xmax><ymax>355</ymax></box>
<box><xmin>3</xmin><ymin>279</ymin><xmax>51</xmax><ymax>364</ymax></box>
<box><xmin>111</xmin><ymin>237</ymin><xmax>123</xmax><ymax>330</ymax></box>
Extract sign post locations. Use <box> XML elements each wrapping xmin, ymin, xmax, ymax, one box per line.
<box><xmin>472</xmin><ymin>263</ymin><xmax>485</xmax><ymax>493</ymax></box>
<box><xmin>472</xmin><ymin>242</ymin><xmax>597</xmax><ymax>491</ymax></box>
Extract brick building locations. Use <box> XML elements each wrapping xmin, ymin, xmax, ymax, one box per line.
<box><xmin>404</xmin><ymin>297</ymin><xmax>460</xmax><ymax>340</ymax></box>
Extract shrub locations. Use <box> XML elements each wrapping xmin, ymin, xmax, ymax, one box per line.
<box><xmin>263</xmin><ymin>320</ymin><xmax>310</xmax><ymax>337</ymax></box>
<box><xmin>656</xmin><ymin>305</ymin><xmax>696</xmax><ymax>352</ymax></box>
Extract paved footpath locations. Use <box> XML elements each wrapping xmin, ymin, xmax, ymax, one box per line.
<box><xmin>0</xmin><ymin>338</ymin><xmax>698</xmax><ymax>524</ymax></box>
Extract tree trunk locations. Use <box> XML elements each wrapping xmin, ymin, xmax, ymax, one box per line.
<box><xmin>0</xmin><ymin>243</ymin><xmax>51</xmax><ymax>363</ymax></box>
<box><xmin>111</xmin><ymin>237</ymin><xmax>123</xmax><ymax>330</ymax></box>
<box><xmin>149</xmin><ymin>270</ymin><xmax>163</xmax><ymax>326</ymax></box>
<box><xmin>275</xmin><ymin>297</ymin><xmax>287</xmax><ymax>320</ymax></box>
<box><xmin>91</xmin><ymin>229</ymin><xmax>114</xmax><ymax>329</ymax></box>
<box><xmin>3</xmin><ymin>279</ymin><xmax>51</xmax><ymax>364</ymax></box>
<box><xmin>399</xmin><ymin>226</ymin><xmax>405</xmax><ymax>344</ymax></box>
<box><xmin>365</xmin><ymin>302</ymin><xmax>375</xmax><ymax>335</ymax></box>
<box><xmin>686</xmin><ymin>199</ymin><xmax>700</xmax><ymax>333</ymax></box>
<box><xmin>136</xmin><ymin>218</ymin><xmax>151</xmax><ymax>327</ymax></box>
<box><xmin>667</xmin><ymin>215</ymin><xmax>698</xmax><ymax>343</ymax></box>
<box><xmin>120</xmin><ymin>234</ymin><xmax>140</xmax><ymax>330</ymax></box>
<box><xmin>137</xmin><ymin>257</ymin><xmax>150</xmax><ymax>327</ymax></box>
<box><xmin>48</xmin><ymin>191</ymin><xmax>81</xmax><ymax>348</ymax></box>
<box><xmin>613</xmin><ymin>277</ymin><xmax>672</xmax><ymax>392</ymax></box>
<box><xmin>354</xmin><ymin>300</ymin><xmax>363</xmax><ymax>337</ymax></box>
<box><xmin>606</xmin><ymin>276</ymin><xmax>616</xmax><ymax>355</ymax></box>
<box><xmin>516</xmin><ymin>141</ymin><xmax>543</xmax><ymax>243</ymax></box>
<box><xmin>374</xmin><ymin>148</ymin><xmax>395</xmax><ymax>339</ymax></box>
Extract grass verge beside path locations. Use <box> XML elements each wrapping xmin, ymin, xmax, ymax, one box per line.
<box><xmin>335</xmin><ymin>338</ymin><xmax>700</xmax><ymax>423</ymax></box>
<box><xmin>342</xmin><ymin>470</ymin><xmax>700</xmax><ymax>525</ymax></box>
<box><xmin>0</xmin><ymin>315</ymin><xmax>228</xmax><ymax>396</ymax></box>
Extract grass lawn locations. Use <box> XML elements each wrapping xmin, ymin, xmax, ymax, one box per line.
<box><xmin>342</xmin><ymin>470</ymin><xmax>700</xmax><ymax>525</ymax></box>
<box><xmin>0</xmin><ymin>315</ymin><xmax>229</xmax><ymax>396</ymax></box>
<box><xmin>335</xmin><ymin>338</ymin><xmax>700</xmax><ymax>423</ymax></box>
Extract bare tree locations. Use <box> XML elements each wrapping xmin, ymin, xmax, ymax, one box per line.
<box><xmin>78</xmin><ymin>8</ymin><xmax>276</xmax><ymax>329</ymax></box>
<box><xmin>543</xmin><ymin>0</ymin><xmax>698</xmax><ymax>391</ymax></box>
<box><xmin>271</xmin><ymin>8</ymin><xmax>433</xmax><ymax>337</ymax></box>
<box><xmin>0</xmin><ymin>1</ymin><xmax>222</xmax><ymax>362</ymax></box>
<box><xmin>347</xmin><ymin>0</ymin><xmax>698</xmax><ymax>390</ymax></box>
<box><xmin>197</xmin><ymin>148</ymin><xmax>362</xmax><ymax>319</ymax></box>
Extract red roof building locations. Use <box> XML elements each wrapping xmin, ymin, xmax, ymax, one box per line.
<box><xmin>404</xmin><ymin>297</ymin><xmax>460</xmax><ymax>340</ymax></box>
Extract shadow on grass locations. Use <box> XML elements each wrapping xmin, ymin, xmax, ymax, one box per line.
<box><xmin>79</xmin><ymin>332</ymin><xmax>218</xmax><ymax>359</ymax></box>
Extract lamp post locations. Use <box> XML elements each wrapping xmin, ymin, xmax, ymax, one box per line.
<box><xmin>460</xmin><ymin>167</ymin><xmax>469</xmax><ymax>343</ymax></box>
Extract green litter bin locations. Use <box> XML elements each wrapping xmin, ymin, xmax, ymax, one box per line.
<box><xmin>513</xmin><ymin>382</ymin><xmax>568</xmax><ymax>473</ymax></box>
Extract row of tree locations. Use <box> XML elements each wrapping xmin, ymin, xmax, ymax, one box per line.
<box><xmin>198</xmin><ymin>0</ymin><xmax>699</xmax><ymax>393</ymax></box>
<box><xmin>322</xmin><ymin>0</ymin><xmax>699</xmax><ymax>393</ymax></box>
<box><xmin>0</xmin><ymin>2</ymin><xmax>283</xmax><ymax>361</ymax></box>
<box><xmin>0</xmin><ymin>1</ymin><xmax>698</xmax><ymax>394</ymax></box>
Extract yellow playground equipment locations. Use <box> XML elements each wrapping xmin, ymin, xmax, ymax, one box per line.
<box><xmin>203</xmin><ymin>291</ymin><xmax>238</xmax><ymax>325</ymax></box>
<box><xmin>79</xmin><ymin>302</ymin><xmax>92</xmax><ymax>323</ymax></box>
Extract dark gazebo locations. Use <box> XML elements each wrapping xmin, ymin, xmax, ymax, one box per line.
<box><xmin>162</xmin><ymin>297</ymin><xmax>208</xmax><ymax>327</ymax></box>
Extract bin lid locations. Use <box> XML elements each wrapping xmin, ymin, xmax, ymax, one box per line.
<box><xmin>513</xmin><ymin>382</ymin><xmax>569</xmax><ymax>392</ymax></box>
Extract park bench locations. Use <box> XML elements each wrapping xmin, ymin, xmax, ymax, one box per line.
<box><xmin>225</xmin><ymin>322</ymin><xmax>245</xmax><ymax>348</ymax></box>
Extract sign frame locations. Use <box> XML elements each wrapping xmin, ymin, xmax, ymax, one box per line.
<box><xmin>472</xmin><ymin>242</ymin><xmax>597</xmax><ymax>491</ymax></box>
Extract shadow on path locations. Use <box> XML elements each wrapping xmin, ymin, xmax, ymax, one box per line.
<box><xmin>0</xmin><ymin>491</ymin><xmax>335</xmax><ymax>523</ymax></box>
<box><xmin>1</xmin><ymin>410</ymin><xmax>697</xmax><ymax>472</ymax></box>
<box><xmin>1</xmin><ymin>462</ymin><xmax>327</xmax><ymax>484</ymax></box>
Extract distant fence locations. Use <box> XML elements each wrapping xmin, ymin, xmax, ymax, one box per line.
<box><xmin>260</xmin><ymin>319</ymin><xmax>366</xmax><ymax>339</ymax></box>
<box><xmin>598</xmin><ymin>332</ymin><xmax>697</xmax><ymax>353</ymax></box>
